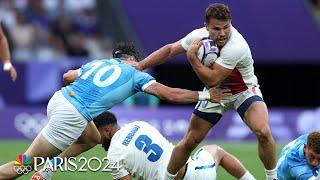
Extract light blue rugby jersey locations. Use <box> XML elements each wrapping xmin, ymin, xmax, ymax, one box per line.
<box><xmin>61</xmin><ymin>58</ymin><xmax>155</xmax><ymax>121</ymax></box>
<box><xmin>277</xmin><ymin>134</ymin><xmax>320</xmax><ymax>180</ymax></box>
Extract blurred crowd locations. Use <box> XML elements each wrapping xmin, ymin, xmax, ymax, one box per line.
<box><xmin>310</xmin><ymin>0</ymin><xmax>320</xmax><ymax>23</ymax></box>
<box><xmin>0</xmin><ymin>0</ymin><xmax>113</xmax><ymax>62</ymax></box>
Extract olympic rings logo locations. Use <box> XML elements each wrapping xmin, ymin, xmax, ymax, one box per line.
<box><xmin>13</xmin><ymin>165</ymin><xmax>32</xmax><ymax>174</ymax></box>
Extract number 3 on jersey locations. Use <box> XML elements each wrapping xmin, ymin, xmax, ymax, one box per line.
<box><xmin>80</xmin><ymin>61</ymin><xmax>122</xmax><ymax>87</ymax></box>
<box><xmin>135</xmin><ymin>135</ymin><xmax>163</xmax><ymax>162</ymax></box>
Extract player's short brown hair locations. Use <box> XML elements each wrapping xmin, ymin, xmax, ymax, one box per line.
<box><xmin>307</xmin><ymin>131</ymin><xmax>320</xmax><ymax>154</ymax></box>
<box><xmin>205</xmin><ymin>3</ymin><xmax>232</xmax><ymax>23</ymax></box>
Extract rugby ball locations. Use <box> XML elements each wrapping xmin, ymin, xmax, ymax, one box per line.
<box><xmin>197</xmin><ymin>38</ymin><xmax>219</xmax><ymax>67</ymax></box>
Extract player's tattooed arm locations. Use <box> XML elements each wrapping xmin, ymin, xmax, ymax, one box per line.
<box><xmin>63</xmin><ymin>69</ymin><xmax>80</xmax><ymax>85</ymax></box>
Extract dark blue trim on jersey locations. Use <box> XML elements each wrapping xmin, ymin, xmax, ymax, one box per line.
<box><xmin>193</xmin><ymin>109</ymin><xmax>222</xmax><ymax>126</ymax></box>
<box><xmin>195</xmin><ymin>163</ymin><xmax>215</xmax><ymax>170</ymax></box>
<box><xmin>237</xmin><ymin>95</ymin><xmax>264</xmax><ymax>119</ymax></box>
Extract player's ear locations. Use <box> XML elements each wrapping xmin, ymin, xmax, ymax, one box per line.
<box><xmin>204</xmin><ymin>22</ymin><xmax>209</xmax><ymax>31</ymax></box>
<box><xmin>128</xmin><ymin>56</ymin><xmax>136</xmax><ymax>62</ymax></box>
<box><xmin>101</xmin><ymin>126</ymin><xmax>109</xmax><ymax>135</ymax></box>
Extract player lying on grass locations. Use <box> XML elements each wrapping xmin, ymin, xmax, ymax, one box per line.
<box><xmin>33</xmin><ymin>111</ymin><xmax>256</xmax><ymax>180</ymax></box>
<box><xmin>0</xmin><ymin>42</ymin><xmax>231</xmax><ymax>179</ymax></box>
<box><xmin>277</xmin><ymin>131</ymin><xmax>320</xmax><ymax>180</ymax></box>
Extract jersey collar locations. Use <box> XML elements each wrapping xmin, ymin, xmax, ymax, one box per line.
<box><xmin>109</xmin><ymin>58</ymin><xmax>122</xmax><ymax>64</ymax></box>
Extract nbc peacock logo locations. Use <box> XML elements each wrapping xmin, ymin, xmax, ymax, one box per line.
<box><xmin>13</xmin><ymin>154</ymin><xmax>32</xmax><ymax>174</ymax></box>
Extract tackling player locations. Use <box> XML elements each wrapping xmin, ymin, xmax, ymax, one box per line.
<box><xmin>128</xmin><ymin>3</ymin><xmax>277</xmax><ymax>179</ymax></box>
<box><xmin>277</xmin><ymin>132</ymin><xmax>320</xmax><ymax>180</ymax></box>
<box><xmin>35</xmin><ymin>111</ymin><xmax>256</xmax><ymax>180</ymax></box>
<box><xmin>0</xmin><ymin>42</ymin><xmax>230</xmax><ymax>179</ymax></box>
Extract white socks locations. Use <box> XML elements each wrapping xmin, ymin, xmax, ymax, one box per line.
<box><xmin>163</xmin><ymin>170</ymin><xmax>177</xmax><ymax>180</ymax></box>
<box><xmin>239</xmin><ymin>171</ymin><xmax>256</xmax><ymax>180</ymax></box>
<box><xmin>265</xmin><ymin>168</ymin><xmax>277</xmax><ymax>180</ymax></box>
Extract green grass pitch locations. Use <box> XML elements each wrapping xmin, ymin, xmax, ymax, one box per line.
<box><xmin>0</xmin><ymin>141</ymin><xmax>283</xmax><ymax>179</ymax></box>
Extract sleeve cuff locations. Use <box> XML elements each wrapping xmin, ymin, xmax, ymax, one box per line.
<box><xmin>77</xmin><ymin>68</ymin><xmax>81</xmax><ymax>76</ymax></box>
<box><xmin>180</xmin><ymin>39</ymin><xmax>189</xmax><ymax>51</ymax></box>
<box><xmin>142</xmin><ymin>80</ymin><xmax>156</xmax><ymax>91</ymax></box>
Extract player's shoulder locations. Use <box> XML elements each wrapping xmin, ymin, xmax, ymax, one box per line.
<box><xmin>297</xmin><ymin>133</ymin><xmax>308</xmax><ymax>141</ymax></box>
<box><xmin>181</xmin><ymin>27</ymin><xmax>209</xmax><ymax>50</ymax></box>
<box><xmin>185</xmin><ymin>27</ymin><xmax>209</xmax><ymax>39</ymax></box>
<box><xmin>227</xmin><ymin>27</ymin><xmax>248</xmax><ymax>47</ymax></box>
<box><xmin>286</xmin><ymin>141</ymin><xmax>305</xmax><ymax>164</ymax></box>
<box><xmin>221</xmin><ymin>26</ymin><xmax>250</xmax><ymax>57</ymax></box>
<box><xmin>191</xmin><ymin>27</ymin><xmax>209</xmax><ymax>36</ymax></box>
<box><xmin>121</xmin><ymin>121</ymin><xmax>158</xmax><ymax>137</ymax></box>
<box><xmin>123</xmin><ymin>121</ymin><xmax>152</xmax><ymax>130</ymax></box>
<box><xmin>132</xmin><ymin>68</ymin><xmax>154</xmax><ymax>81</ymax></box>
<box><xmin>105</xmin><ymin>58</ymin><xmax>139</xmax><ymax>74</ymax></box>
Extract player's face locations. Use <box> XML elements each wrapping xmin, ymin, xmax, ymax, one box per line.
<box><xmin>205</xmin><ymin>18</ymin><xmax>231</xmax><ymax>47</ymax></box>
<box><xmin>304</xmin><ymin>144</ymin><xmax>320</xmax><ymax>168</ymax></box>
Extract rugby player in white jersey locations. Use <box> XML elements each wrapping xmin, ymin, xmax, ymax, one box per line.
<box><xmin>128</xmin><ymin>3</ymin><xmax>277</xmax><ymax>180</ymax></box>
<box><xmin>96</xmin><ymin>111</ymin><xmax>256</xmax><ymax>180</ymax></box>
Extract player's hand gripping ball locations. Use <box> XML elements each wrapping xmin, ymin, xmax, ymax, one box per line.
<box><xmin>197</xmin><ymin>38</ymin><xmax>219</xmax><ymax>67</ymax></box>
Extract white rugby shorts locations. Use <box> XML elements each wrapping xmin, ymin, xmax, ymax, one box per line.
<box><xmin>193</xmin><ymin>86</ymin><xmax>264</xmax><ymax>124</ymax></box>
<box><xmin>41</xmin><ymin>90</ymin><xmax>87</xmax><ymax>151</ymax></box>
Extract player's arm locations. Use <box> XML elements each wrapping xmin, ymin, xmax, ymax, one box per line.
<box><xmin>63</xmin><ymin>69</ymin><xmax>80</xmax><ymax>85</ymax></box>
<box><xmin>0</xmin><ymin>23</ymin><xmax>17</xmax><ymax>81</ymax></box>
<box><xmin>187</xmin><ymin>39</ymin><xmax>233</xmax><ymax>87</ymax></box>
<box><xmin>144</xmin><ymin>82</ymin><xmax>230</xmax><ymax>104</ymax></box>
<box><xmin>133</xmin><ymin>40</ymin><xmax>185</xmax><ymax>71</ymax></box>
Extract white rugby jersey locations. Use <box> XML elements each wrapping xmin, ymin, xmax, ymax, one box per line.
<box><xmin>181</xmin><ymin>26</ymin><xmax>259</xmax><ymax>94</ymax></box>
<box><xmin>107</xmin><ymin>121</ymin><xmax>174</xmax><ymax>180</ymax></box>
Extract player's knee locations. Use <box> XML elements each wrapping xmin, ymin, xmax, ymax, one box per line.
<box><xmin>254</xmin><ymin>126</ymin><xmax>272</xmax><ymax>144</ymax></box>
<box><xmin>182</xmin><ymin>132</ymin><xmax>203</xmax><ymax>152</ymax></box>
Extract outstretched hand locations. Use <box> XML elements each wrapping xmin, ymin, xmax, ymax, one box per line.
<box><xmin>208</xmin><ymin>87</ymin><xmax>232</xmax><ymax>103</ymax></box>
